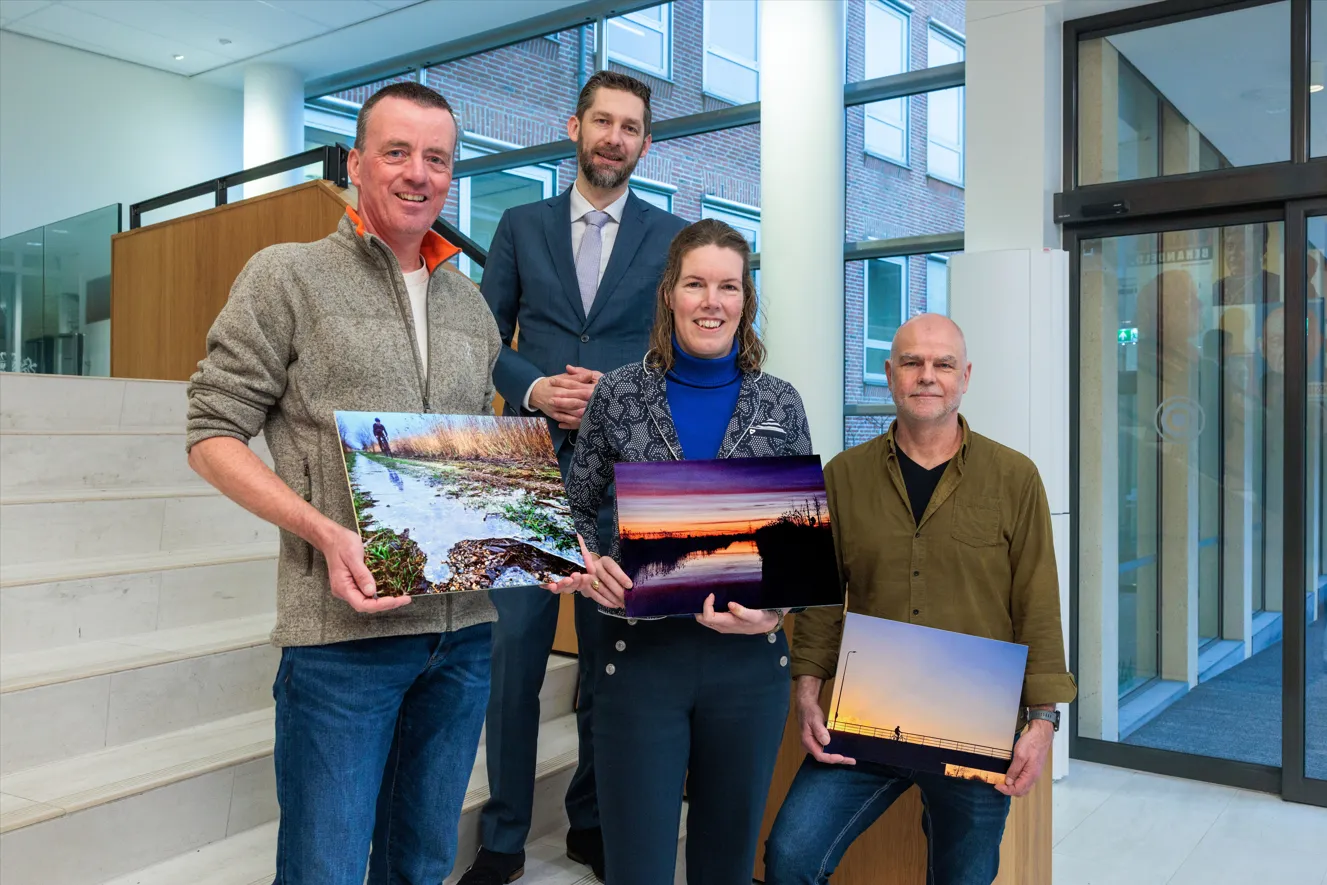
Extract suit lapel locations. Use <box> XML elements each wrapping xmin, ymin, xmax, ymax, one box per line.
<box><xmin>544</xmin><ymin>189</ymin><xmax>586</xmax><ymax>323</ymax></box>
<box><xmin>586</xmin><ymin>192</ymin><xmax>648</xmax><ymax>328</ymax></box>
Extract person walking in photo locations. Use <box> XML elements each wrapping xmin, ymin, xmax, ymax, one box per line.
<box><xmin>461</xmin><ymin>70</ymin><xmax>686</xmax><ymax>884</ymax></box>
<box><xmin>547</xmin><ymin>218</ymin><xmax>812</xmax><ymax>885</ymax></box>
<box><xmin>762</xmin><ymin>315</ymin><xmax>1076</xmax><ymax>885</ymax></box>
<box><xmin>186</xmin><ymin>81</ymin><xmax>502</xmax><ymax>885</ymax></box>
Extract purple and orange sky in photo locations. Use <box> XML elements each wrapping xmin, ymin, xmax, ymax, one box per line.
<box><xmin>614</xmin><ymin>456</ymin><xmax>828</xmax><ymax>537</ymax></box>
<box><xmin>832</xmin><ymin>613</ymin><xmax>1027</xmax><ymax>754</ymax></box>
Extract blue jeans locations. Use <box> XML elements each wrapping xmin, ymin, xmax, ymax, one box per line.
<box><xmin>271</xmin><ymin>625</ymin><xmax>492</xmax><ymax>885</ymax></box>
<box><xmin>764</xmin><ymin>758</ymin><xmax>1012</xmax><ymax>885</ymax></box>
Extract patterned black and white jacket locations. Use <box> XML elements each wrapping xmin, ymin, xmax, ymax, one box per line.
<box><xmin>566</xmin><ymin>356</ymin><xmax>814</xmax><ymax>616</ymax></box>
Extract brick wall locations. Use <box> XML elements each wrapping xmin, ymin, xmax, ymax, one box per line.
<box><xmin>330</xmin><ymin>0</ymin><xmax>965</xmax><ymax>450</ymax></box>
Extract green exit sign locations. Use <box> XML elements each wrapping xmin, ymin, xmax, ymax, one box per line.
<box><xmin>1118</xmin><ymin>327</ymin><xmax>1139</xmax><ymax>344</ymax></box>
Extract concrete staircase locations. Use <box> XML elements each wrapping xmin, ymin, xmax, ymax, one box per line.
<box><xmin>0</xmin><ymin>374</ymin><xmax>602</xmax><ymax>885</ymax></box>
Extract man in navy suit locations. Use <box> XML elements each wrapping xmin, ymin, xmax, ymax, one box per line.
<box><xmin>462</xmin><ymin>70</ymin><xmax>686</xmax><ymax>885</ymax></box>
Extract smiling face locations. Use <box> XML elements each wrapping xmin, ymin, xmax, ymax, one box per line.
<box><xmin>885</xmin><ymin>315</ymin><xmax>972</xmax><ymax>426</ymax></box>
<box><xmin>668</xmin><ymin>244</ymin><xmax>746</xmax><ymax>360</ymax></box>
<box><xmin>568</xmin><ymin>87</ymin><xmax>650</xmax><ymax>191</ymax></box>
<box><xmin>347</xmin><ymin>96</ymin><xmax>457</xmax><ymax>257</ymax></box>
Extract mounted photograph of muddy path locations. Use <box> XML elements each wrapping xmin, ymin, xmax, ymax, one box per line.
<box><xmin>613</xmin><ymin>456</ymin><xmax>844</xmax><ymax>617</ymax></box>
<box><xmin>334</xmin><ymin>411</ymin><xmax>582</xmax><ymax>597</ymax></box>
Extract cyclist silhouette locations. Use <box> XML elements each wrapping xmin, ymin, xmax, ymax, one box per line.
<box><xmin>372</xmin><ymin>418</ymin><xmax>391</xmax><ymax>455</ymax></box>
<box><xmin>894</xmin><ymin>725</ymin><xmax>902</xmax><ymax>741</ymax></box>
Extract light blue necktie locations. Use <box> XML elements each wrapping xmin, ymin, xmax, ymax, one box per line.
<box><xmin>575</xmin><ymin>210</ymin><xmax>611</xmax><ymax>315</ymax></box>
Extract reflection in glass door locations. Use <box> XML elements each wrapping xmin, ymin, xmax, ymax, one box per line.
<box><xmin>1078</xmin><ymin>220</ymin><xmax>1285</xmax><ymax>766</ymax></box>
<box><xmin>1301</xmin><ymin>212</ymin><xmax>1326</xmax><ymax>787</ymax></box>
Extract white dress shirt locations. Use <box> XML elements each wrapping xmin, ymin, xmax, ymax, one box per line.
<box><xmin>523</xmin><ymin>183</ymin><xmax>632</xmax><ymax>411</ymax></box>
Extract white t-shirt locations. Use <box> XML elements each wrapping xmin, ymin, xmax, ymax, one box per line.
<box><xmin>402</xmin><ymin>263</ymin><xmax>430</xmax><ymax>376</ymax></box>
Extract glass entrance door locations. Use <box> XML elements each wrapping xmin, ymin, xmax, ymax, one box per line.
<box><xmin>1077</xmin><ymin>217</ymin><xmax>1287</xmax><ymax>769</ymax></box>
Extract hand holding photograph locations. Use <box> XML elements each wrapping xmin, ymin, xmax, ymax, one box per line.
<box><xmin>335</xmin><ymin>411</ymin><xmax>582</xmax><ymax>597</ymax></box>
<box><xmin>613</xmin><ymin>456</ymin><xmax>843</xmax><ymax>618</ymax></box>
<box><xmin>825</xmin><ymin>613</ymin><xmax>1028</xmax><ymax>786</ymax></box>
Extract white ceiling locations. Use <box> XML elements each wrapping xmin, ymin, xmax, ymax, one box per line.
<box><xmin>0</xmin><ymin>0</ymin><xmax>586</xmax><ymax>90</ymax></box>
<box><xmin>1107</xmin><ymin>0</ymin><xmax>1321</xmax><ymax>168</ymax></box>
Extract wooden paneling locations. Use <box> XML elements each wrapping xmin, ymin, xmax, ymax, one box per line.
<box><xmin>752</xmin><ymin>613</ymin><xmax>1053</xmax><ymax>884</ymax></box>
<box><xmin>553</xmin><ymin>592</ymin><xmax>579</xmax><ymax>655</ymax></box>
<box><xmin>111</xmin><ymin>181</ymin><xmax>354</xmax><ymax>381</ymax></box>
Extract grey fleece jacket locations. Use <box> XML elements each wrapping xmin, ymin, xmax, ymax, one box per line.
<box><xmin>186</xmin><ymin>209</ymin><xmax>502</xmax><ymax>647</ymax></box>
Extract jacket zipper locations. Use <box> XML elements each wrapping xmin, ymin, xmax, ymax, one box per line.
<box><xmin>371</xmin><ymin>238</ymin><xmax>430</xmax><ymax>411</ymax></box>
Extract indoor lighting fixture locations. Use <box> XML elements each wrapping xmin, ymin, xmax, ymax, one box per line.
<box><xmin>173</xmin><ymin>54</ymin><xmax>185</xmax><ymax>61</ymax></box>
<box><xmin>1313</xmin><ymin>60</ymin><xmax>1324</xmax><ymax>94</ymax></box>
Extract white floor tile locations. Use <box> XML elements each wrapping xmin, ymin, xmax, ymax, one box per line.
<box><xmin>1051</xmin><ymin>760</ymin><xmax>1133</xmax><ymax>847</ymax></box>
<box><xmin>1165</xmin><ymin>791</ymin><xmax>1327</xmax><ymax>885</ymax></box>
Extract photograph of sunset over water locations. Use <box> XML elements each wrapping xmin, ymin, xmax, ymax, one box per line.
<box><xmin>826</xmin><ymin>613</ymin><xmax>1028</xmax><ymax>785</ymax></box>
<box><xmin>613</xmin><ymin>456</ymin><xmax>843</xmax><ymax>617</ymax></box>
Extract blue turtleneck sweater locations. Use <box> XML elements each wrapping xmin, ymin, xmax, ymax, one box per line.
<box><xmin>665</xmin><ymin>336</ymin><xmax>742</xmax><ymax>460</ymax></box>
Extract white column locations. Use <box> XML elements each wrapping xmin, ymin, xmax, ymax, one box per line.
<box><xmin>243</xmin><ymin>63</ymin><xmax>304</xmax><ymax>199</ymax></box>
<box><xmin>958</xmin><ymin>0</ymin><xmax>1072</xmax><ymax>778</ymax></box>
<box><xmin>759</xmin><ymin>0</ymin><xmax>845</xmax><ymax>459</ymax></box>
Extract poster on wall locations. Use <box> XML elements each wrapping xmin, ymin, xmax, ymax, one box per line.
<box><xmin>335</xmin><ymin>411</ymin><xmax>581</xmax><ymax>597</ymax></box>
<box><xmin>612</xmin><ymin>456</ymin><xmax>843</xmax><ymax>618</ymax></box>
<box><xmin>824</xmin><ymin>613</ymin><xmax>1028</xmax><ymax>786</ymax></box>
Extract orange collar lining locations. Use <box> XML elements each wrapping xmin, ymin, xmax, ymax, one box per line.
<box><xmin>344</xmin><ymin>206</ymin><xmax>461</xmax><ymax>273</ymax></box>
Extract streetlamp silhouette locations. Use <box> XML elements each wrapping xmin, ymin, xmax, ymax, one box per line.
<box><xmin>831</xmin><ymin>649</ymin><xmax>856</xmax><ymax>728</ymax></box>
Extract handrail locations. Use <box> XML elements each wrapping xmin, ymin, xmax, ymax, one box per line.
<box><xmin>828</xmin><ymin>720</ymin><xmax>1013</xmax><ymax>760</ymax></box>
<box><xmin>432</xmin><ymin>217</ymin><xmax>487</xmax><ymax>269</ymax></box>
<box><xmin>129</xmin><ymin>145</ymin><xmax>350</xmax><ymax>229</ymax></box>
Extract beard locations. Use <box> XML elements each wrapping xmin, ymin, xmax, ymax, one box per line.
<box><xmin>578</xmin><ymin>140</ymin><xmax>641</xmax><ymax>189</ymax></box>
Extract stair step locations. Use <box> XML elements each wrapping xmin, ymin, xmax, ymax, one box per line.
<box><xmin>0</xmin><ymin>432</ymin><xmax>272</xmax><ymax>498</ymax></box>
<box><xmin>0</xmin><ymin>614</ymin><xmax>273</xmax><ymax>693</ymax></box>
<box><xmin>0</xmin><ymin>375</ymin><xmax>187</xmax><ymax>434</ymax></box>
<box><xmin>0</xmin><ymin>494</ymin><xmax>275</xmax><ymax>567</ymax></box>
<box><xmin>0</xmin><ymin>542</ymin><xmax>278</xmax><ymax>589</ymax></box>
<box><xmin>0</xmin><ymin>708</ymin><xmax>274</xmax><ymax>834</ymax></box>
<box><xmin>99</xmin><ymin>821</ymin><xmax>278</xmax><ymax>885</ymax></box>
<box><xmin>0</xmin><ymin>557</ymin><xmax>277</xmax><ymax>656</ymax></box>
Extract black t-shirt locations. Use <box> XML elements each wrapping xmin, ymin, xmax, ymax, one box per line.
<box><xmin>896</xmin><ymin>445</ymin><xmax>950</xmax><ymax>526</ymax></box>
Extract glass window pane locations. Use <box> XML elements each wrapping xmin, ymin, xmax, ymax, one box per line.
<box><xmin>866</xmin><ymin>258</ymin><xmax>905</xmax><ymax>342</ymax></box>
<box><xmin>462</xmin><ymin>168</ymin><xmax>550</xmax><ymax>283</ymax></box>
<box><xmin>609</xmin><ymin>15</ymin><xmax>668</xmax><ymax>74</ymax></box>
<box><xmin>865</xmin><ymin>1</ymin><xmax>907</xmax><ymax>79</ymax></box>
<box><xmin>927</xmin><ymin>256</ymin><xmax>950</xmax><ymax>315</ymax></box>
<box><xmin>1077</xmin><ymin>221</ymin><xmax>1286</xmax><ymax>768</ymax></box>
<box><xmin>706</xmin><ymin>53</ymin><xmax>759</xmax><ymax>104</ymax></box>
<box><xmin>708</xmin><ymin>0</ymin><xmax>758</xmax><ymax>61</ymax></box>
<box><xmin>1077</xmin><ymin>1</ymin><xmax>1291</xmax><ymax>186</ymax></box>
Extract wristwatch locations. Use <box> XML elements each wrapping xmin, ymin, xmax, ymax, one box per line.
<box><xmin>1026</xmin><ymin>708</ymin><xmax>1060</xmax><ymax>731</ymax></box>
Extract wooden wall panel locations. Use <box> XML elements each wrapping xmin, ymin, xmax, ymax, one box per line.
<box><xmin>752</xmin><ymin>613</ymin><xmax>1052</xmax><ymax>884</ymax></box>
<box><xmin>111</xmin><ymin>181</ymin><xmax>353</xmax><ymax>381</ymax></box>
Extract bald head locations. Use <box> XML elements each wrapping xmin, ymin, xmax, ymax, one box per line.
<box><xmin>891</xmin><ymin>314</ymin><xmax>968</xmax><ymax>366</ymax></box>
<box><xmin>886</xmin><ymin>313</ymin><xmax>971</xmax><ymax>427</ymax></box>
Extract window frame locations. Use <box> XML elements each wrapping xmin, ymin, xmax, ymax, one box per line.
<box><xmin>926</xmin><ymin>23</ymin><xmax>965</xmax><ymax>187</ymax></box>
<box><xmin>703</xmin><ymin>0</ymin><xmax>761</xmax><ymax>105</ymax></box>
<box><xmin>863</xmin><ymin>255</ymin><xmax>908</xmax><ymax>386</ymax></box>
<box><xmin>631</xmin><ymin>177</ymin><xmax>677</xmax><ymax>212</ymax></box>
<box><xmin>607</xmin><ymin>4</ymin><xmax>674</xmax><ymax>80</ymax></box>
<box><xmin>863</xmin><ymin>0</ymin><xmax>912</xmax><ymax>165</ymax></box>
<box><xmin>457</xmin><ymin>137</ymin><xmax>557</xmax><ymax>279</ymax></box>
<box><xmin>701</xmin><ymin>197</ymin><xmax>762</xmax><ymax>250</ymax></box>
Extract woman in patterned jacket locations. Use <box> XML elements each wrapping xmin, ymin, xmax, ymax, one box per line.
<box><xmin>544</xmin><ymin>218</ymin><xmax>816</xmax><ymax>885</ymax></box>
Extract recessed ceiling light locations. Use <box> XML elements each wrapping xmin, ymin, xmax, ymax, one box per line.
<box><xmin>173</xmin><ymin>54</ymin><xmax>185</xmax><ymax>61</ymax></box>
<box><xmin>1312</xmin><ymin>60</ymin><xmax>1325</xmax><ymax>93</ymax></box>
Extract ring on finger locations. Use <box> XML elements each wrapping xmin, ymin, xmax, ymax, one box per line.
<box><xmin>591</xmin><ymin>578</ymin><xmax>601</xmax><ymax>591</ymax></box>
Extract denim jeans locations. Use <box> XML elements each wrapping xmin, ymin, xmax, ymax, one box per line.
<box><xmin>764</xmin><ymin>757</ymin><xmax>1012</xmax><ymax>885</ymax></box>
<box><xmin>271</xmin><ymin>625</ymin><xmax>492</xmax><ymax>885</ymax></box>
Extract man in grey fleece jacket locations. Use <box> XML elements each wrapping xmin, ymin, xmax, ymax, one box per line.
<box><xmin>186</xmin><ymin>83</ymin><xmax>501</xmax><ymax>885</ymax></box>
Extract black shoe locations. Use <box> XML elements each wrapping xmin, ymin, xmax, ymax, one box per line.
<box><xmin>566</xmin><ymin>826</ymin><xmax>605</xmax><ymax>881</ymax></box>
<box><xmin>456</xmin><ymin>847</ymin><xmax>525</xmax><ymax>885</ymax></box>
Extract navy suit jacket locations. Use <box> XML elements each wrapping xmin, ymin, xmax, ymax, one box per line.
<box><xmin>481</xmin><ymin>186</ymin><xmax>687</xmax><ymax>452</ymax></box>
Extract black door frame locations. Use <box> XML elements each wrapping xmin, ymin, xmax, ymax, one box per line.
<box><xmin>1059</xmin><ymin>0</ymin><xmax>1327</xmax><ymax>806</ymax></box>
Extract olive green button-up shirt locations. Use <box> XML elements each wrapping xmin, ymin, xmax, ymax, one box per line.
<box><xmin>791</xmin><ymin>416</ymin><xmax>1077</xmax><ymax>709</ymax></box>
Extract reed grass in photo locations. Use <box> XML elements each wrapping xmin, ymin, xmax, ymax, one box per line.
<box><xmin>335</xmin><ymin>411</ymin><xmax>581</xmax><ymax>596</ymax></box>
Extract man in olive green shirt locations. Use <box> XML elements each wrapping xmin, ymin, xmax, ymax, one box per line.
<box><xmin>764</xmin><ymin>314</ymin><xmax>1075</xmax><ymax>885</ymax></box>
